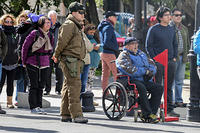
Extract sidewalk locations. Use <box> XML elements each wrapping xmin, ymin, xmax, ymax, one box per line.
<box><xmin>0</xmin><ymin>76</ymin><xmax>199</xmax><ymax>133</ymax></box>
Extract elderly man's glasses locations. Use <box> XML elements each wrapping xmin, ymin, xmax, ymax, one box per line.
<box><xmin>129</xmin><ymin>41</ymin><xmax>138</xmax><ymax>45</ymax></box>
<box><xmin>78</xmin><ymin>10</ymin><xmax>85</xmax><ymax>15</ymax></box>
<box><xmin>4</xmin><ymin>20</ymin><xmax>14</xmax><ymax>24</ymax></box>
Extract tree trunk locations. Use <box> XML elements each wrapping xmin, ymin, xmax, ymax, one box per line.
<box><xmin>103</xmin><ymin>0</ymin><xmax>120</xmax><ymax>12</ymax></box>
<box><xmin>81</xmin><ymin>0</ymin><xmax>100</xmax><ymax>26</ymax></box>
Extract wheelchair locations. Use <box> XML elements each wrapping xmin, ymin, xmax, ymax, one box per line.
<box><xmin>102</xmin><ymin>74</ymin><xmax>165</xmax><ymax>122</ymax></box>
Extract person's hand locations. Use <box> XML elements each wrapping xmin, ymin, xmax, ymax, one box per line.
<box><xmin>52</xmin><ymin>56</ymin><xmax>58</xmax><ymax>63</ymax></box>
<box><xmin>144</xmin><ymin>70</ymin><xmax>154</xmax><ymax>82</ymax></box>
<box><xmin>23</xmin><ymin>64</ymin><xmax>26</xmax><ymax>68</ymax></box>
<box><xmin>173</xmin><ymin>58</ymin><xmax>176</xmax><ymax>62</ymax></box>
<box><xmin>148</xmin><ymin>70</ymin><xmax>154</xmax><ymax>77</ymax></box>
<box><xmin>93</xmin><ymin>45</ymin><xmax>100</xmax><ymax>50</ymax></box>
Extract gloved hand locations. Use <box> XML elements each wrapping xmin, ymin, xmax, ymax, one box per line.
<box><xmin>143</xmin><ymin>70</ymin><xmax>154</xmax><ymax>82</ymax></box>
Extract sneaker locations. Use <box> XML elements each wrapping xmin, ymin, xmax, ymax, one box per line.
<box><xmin>167</xmin><ymin>110</ymin><xmax>180</xmax><ymax>117</ymax></box>
<box><xmin>73</xmin><ymin>116</ymin><xmax>88</xmax><ymax>123</ymax></box>
<box><xmin>55</xmin><ymin>91</ymin><xmax>61</xmax><ymax>95</ymax></box>
<box><xmin>7</xmin><ymin>104</ymin><xmax>15</xmax><ymax>109</ymax></box>
<box><xmin>175</xmin><ymin>102</ymin><xmax>187</xmax><ymax>107</ymax></box>
<box><xmin>44</xmin><ymin>92</ymin><xmax>50</xmax><ymax>96</ymax></box>
<box><xmin>93</xmin><ymin>101</ymin><xmax>99</xmax><ymax>106</ymax></box>
<box><xmin>148</xmin><ymin>114</ymin><xmax>159</xmax><ymax>124</ymax></box>
<box><xmin>0</xmin><ymin>109</ymin><xmax>6</xmax><ymax>114</ymax></box>
<box><xmin>61</xmin><ymin>116</ymin><xmax>72</xmax><ymax>122</ymax></box>
<box><xmin>14</xmin><ymin>102</ymin><xmax>18</xmax><ymax>106</ymax></box>
<box><xmin>31</xmin><ymin>108</ymin><xmax>41</xmax><ymax>114</ymax></box>
<box><xmin>37</xmin><ymin>107</ymin><xmax>47</xmax><ymax>115</ymax></box>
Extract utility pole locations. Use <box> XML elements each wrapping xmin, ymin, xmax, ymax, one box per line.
<box><xmin>187</xmin><ymin>0</ymin><xmax>200</xmax><ymax>122</ymax></box>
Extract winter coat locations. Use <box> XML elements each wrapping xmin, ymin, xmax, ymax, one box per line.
<box><xmin>87</xmin><ymin>34</ymin><xmax>103</xmax><ymax>68</ymax></box>
<box><xmin>82</xmin><ymin>33</ymin><xmax>93</xmax><ymax>65</ymax></box>
<box><xmin>170</xmin><ymin>21</ymin><xmax>190</xmax><ymax>63</ymax></box>
<box><xmin>98</xmin><ymin>19</ymin><xmax>119</xmax><ymax>57</ymax></box>
<box><xmin>54</xmin><ymin>14</ymin><xmax>86</xmax><ymax>61</ymax></box>
<box><xmin>2</xmin><ymin>25</ymin><xmax>18</xmax><ymax>66</ymax></box>
<box><xmin>193</xmin><ymin>28</ymin><xmax>200</xmax><ymax>66</ymax></box>
<box><xmin>21</xmin><ymin>28</ymin><xmax>54</xmax><ymax>67</ymax></box>
<box><xmin>16</xmin><ymin>22</ymin><xmax>38</xmax><ymax>63</ymax></box>
<box><xmin>116</xmin><ymin>48</ymin><xmax>156</xmax><ymax>82</ymax></box>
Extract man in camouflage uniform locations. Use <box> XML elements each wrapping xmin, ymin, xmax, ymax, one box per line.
<box><xmin>52</xmin><ymin>2</ymin><xmax>88</xmax><ymax>123</ymax></box>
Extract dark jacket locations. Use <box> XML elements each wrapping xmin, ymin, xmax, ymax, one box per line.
<box><xmin>145</xmin><ymin>23</ymin><xmax>178</xmax><ymax>61</ymax></box>
<box><xmin>16</xmin><ymin>22</ymin><xmax>38</xmax><ymax>64</ymax></box>
<box><xmin>169</xmin><ymin>21</ymin><xmax>190</xmax><ymax>63</ymax></box>
<box><xmin>2</xmin><ymin>25</ymin><xmax>18</xmax><ymax>66</ymax></box>
<box><xmin>98</xmin><ymin>19</ymin><xmax>119</xmax><ymax>57</ymax></box>
<box><xmin>0</xmin><ymin>28</ymin><xmax>8</xmax><ymax>61</ymax></box>
<box><xmin>49</xmin><ymin>22</ymin><xmax>61</xmax><ymax>52</ymax></box>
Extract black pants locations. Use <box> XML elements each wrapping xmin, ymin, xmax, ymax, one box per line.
<box><xmin>155</xmin><ymin>60</ymin><xmax>176</xmax><ymax>112</ymax></box>
<box><xmin>130</xmin><ymin>80</ymin><xmax>163</xmax><ymax>117</ymax></box>
<box><xmin>45</xmin><ymin>59</ymin><xmax>63</xmax><ymax>93</ymax></box>
<box><xmin>0</xmin><ymin>68</ymin><xmax>16</xmax><ymax>96</ymax></box>
<box><xmin>26</xmin><ymin>64</ymin><xmax>48</xmax><ymax>109</ymax></box>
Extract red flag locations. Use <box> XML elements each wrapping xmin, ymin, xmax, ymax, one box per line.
<box><xmin>153</xmin><ymin>49</ymin><xmax>168</xmax><ymax>67</ymax></box>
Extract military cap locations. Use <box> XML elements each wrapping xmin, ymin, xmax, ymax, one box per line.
<box><xmin>68</xmin><ymin>2</ymin><xmax>85</xmax><ymax>13</ymax></box>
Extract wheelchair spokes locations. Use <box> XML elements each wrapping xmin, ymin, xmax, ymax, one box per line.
<box><xmin>102</xmin><ymin>82</ymin><xmax>128</xmax><ymax>120</ymax></box>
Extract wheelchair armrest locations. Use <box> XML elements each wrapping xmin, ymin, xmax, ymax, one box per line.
<box><xmin>117</xmin><ymin>75</ymin><xmax>136</xmax><ymax>88</ymax></box>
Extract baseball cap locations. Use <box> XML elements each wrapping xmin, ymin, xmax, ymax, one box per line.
<box><xmin>123</xmin><ymin>37</ymin><xmax>138</xmax><ymax>46</ymax></box>
<box><xmin>104</xmin><ymin>11</ymin><xmax>118</xmax><ymax>18</ymax></box>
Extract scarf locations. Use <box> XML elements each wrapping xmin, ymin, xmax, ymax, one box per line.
<box><xmin>32</xmin><ymin>28</ymin><xmax>52</xmax><ymax>52</ymax></box>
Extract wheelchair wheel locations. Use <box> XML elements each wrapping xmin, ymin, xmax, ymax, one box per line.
<box><xmin>102</xmin><ymin>82</ymin><xmax>128</xmax><ymax>120</ymax></box>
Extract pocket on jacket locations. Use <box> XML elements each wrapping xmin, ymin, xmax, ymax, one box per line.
<box><xmin>65</xmin><ymin>57</ymin><xmax>78</xmax><ymax>77</ymax></box>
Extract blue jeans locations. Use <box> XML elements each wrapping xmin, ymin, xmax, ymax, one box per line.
<box><xmin>16</xmin><ymin>72</ymin><xmax>24</xmax><ymax>101</ymax></box>
<box><xmin>80</xmin><ymin>64</ymin><xmax>90</xmax><ymax>93</ymax></box>
<box><xmin>174</xmin><ymin>56</ymin><xmax>186</xmax><ymax>103</ymax></box>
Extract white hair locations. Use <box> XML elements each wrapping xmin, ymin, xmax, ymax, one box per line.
<box><xmin>48</xmin><ymin>10</ymin><xmax>58</xmax><ymax>18</ymax></box>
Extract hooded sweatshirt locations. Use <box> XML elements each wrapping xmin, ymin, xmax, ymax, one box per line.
<box><xmin>98</xmin><ymin>19</ymin><xmax>119</xmax><ymax>56</ymax></box>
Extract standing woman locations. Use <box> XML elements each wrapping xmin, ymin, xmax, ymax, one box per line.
<box><xmin>84</xmin><ymin>24</ymin><xmax>102</xmax><ymax>91</ymax></box>
<box><xmin>0</xmin><ymin>14</ymin><xmax>18</xmax><ymax>108</ymax></box>
<box><xmin>15</xmin><ymin>11</ymin><xmax>29</xmax><ymax>106</ymax></box>
<box><xmin>21</xmin><ymin>16</ymin><xmax>53</xmax><ymax>114</ymax></box>
<box><xmin>0</xmin><ymin>26</ymin><xmax>8</xmax><ymax>114</ymax></box>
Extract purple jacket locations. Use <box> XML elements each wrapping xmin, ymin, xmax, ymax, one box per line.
<box><xmin>21</xmin><ymin>29</ymin><xmax>54</xmax><ymax>67</ymax></box>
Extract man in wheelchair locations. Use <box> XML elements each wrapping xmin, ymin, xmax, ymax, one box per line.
<box><xmin>116</xmin><ymin>37</ymin><xmax>163</xmax><ymax>123</ymax></box>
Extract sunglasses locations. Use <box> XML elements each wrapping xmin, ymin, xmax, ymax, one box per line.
<box><xmin>4</xmin><ymin>20</ymin><xmax>14</xmax><ymax>24</ymax></box>
<box><xmin>78</xmin><ymin>10</ymin><xmax>85</xmax><ymax>15</ymax></box>
<box><xmin>89</xmin><ymin>26</ymin><xmax>96</xmax><ymax>30</ymax></box>
<box><xmin>174</xmin><ymin>14</ymin><xmax>182</xmax><ymax>17</ymax></box>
